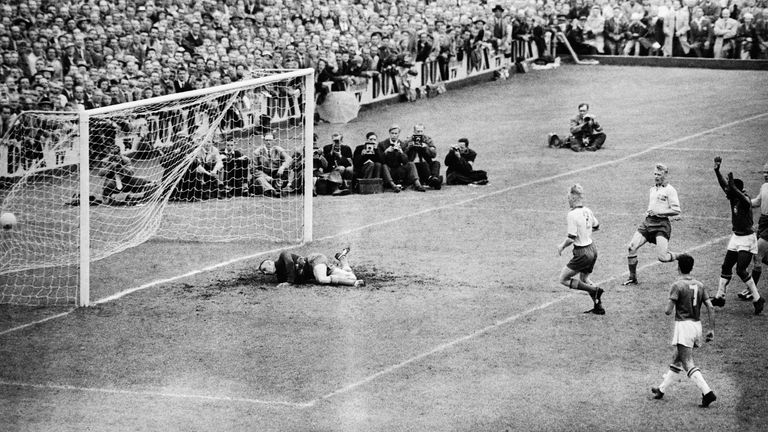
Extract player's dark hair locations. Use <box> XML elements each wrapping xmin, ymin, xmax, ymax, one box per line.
<box><xmin>678</xmin><ymin>254</ymin><xmax>694</xmax><ymax>274</ymax></box>
<box><xmin>733</xmin><ymin>178</ymin><xmax>744</xmax><ymax>190</ymax></box>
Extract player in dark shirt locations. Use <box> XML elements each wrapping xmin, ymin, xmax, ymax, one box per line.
<box><xmin>710</xmin><ymin>157</ymin><xmax>764</xmax><ymax>314</ymax></box>
<box><xmin>258</xmin><ymin>247</ymin><xmax>365</xmax><ymax>287</ymax></box>
<box><xmin>651</xmin><ymin>254</ymin><xmax>717</xmax><ymax>408</ymax></box>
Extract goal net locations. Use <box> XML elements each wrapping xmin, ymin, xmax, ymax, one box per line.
<box><xmin>0</xmin><ymin>69</ymin><xmax>314</xmax><ymax>306</ymax></box>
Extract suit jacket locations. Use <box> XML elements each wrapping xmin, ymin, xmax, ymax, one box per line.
<box><xmin>173</xmin><ymin>78</ymin><xmax>194</xmax><ymax>93</ymax></box>
<box><xmin>322</xmin><ymin>143</ymin><xmax>353</xmax><ymax>171</ymax></box>
<box><xmin>689</xmin><ymin>17</ymin><xmax>713</xmax><ymax>44</ymax></box>
<box><xmin>377</xmin><ymin>138</ymin><xmax>409</xmax><ymax>168</ymax></box>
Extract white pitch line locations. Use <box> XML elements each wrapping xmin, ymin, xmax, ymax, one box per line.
<box><xmin>0</xmin><ymin>380</ymin><xmax>315</xmax><ymax>408</ymax></box>
<box><xmin>665</xmin><ymin>147</ymin><xmax>751</xmax><ymax>153</ymax></box>
<box><xmin>450</xmin><ymin>207</ymin><xmax>731</xmax><ymax>222</ymax></box>
<box><xmin>311</xmin><ymin>234</ymin><xmax>731</xmax><ymax>404</ymax></box>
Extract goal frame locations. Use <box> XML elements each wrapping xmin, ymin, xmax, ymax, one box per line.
<box><xmin>75</xmin><ymin>68</ymin><xmax>315</xmax><ymax>306</ymax></box>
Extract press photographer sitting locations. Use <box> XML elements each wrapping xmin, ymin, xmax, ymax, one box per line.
<box><xmin>445</xmin><ymin>138</ymin><xmax>489</xmax><ymax>186</ymax></box>
<box><xmin>403</xmin><ymin>124</ymin><xmax>443</xmax><ymax>190</ymax></box>
<box><xmin>549</xmin><ymin>103</ymin><xmax>607</xmax><ymax>152</ymax></box>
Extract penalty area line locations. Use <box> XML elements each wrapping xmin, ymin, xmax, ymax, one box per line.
<box><xmin>310</xmin><ymin>234</ymin><xmax>730</xmax><ymax>404</ymax></box>
<box><xmin>0</xmin><ymin>379</ymin><xmax>315</xmax><ymax>408</ymax></box>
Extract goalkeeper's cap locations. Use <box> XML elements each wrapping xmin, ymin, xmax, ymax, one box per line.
<box><xmin>263</xmin><ymin>133</ymin><xmax>275</xmax><ymax>141</ymax></box>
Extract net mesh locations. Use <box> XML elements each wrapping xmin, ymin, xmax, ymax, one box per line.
<box><xmin>0</xmin><ymin>71</ymin><xmax>310</xmax><ymax>305</ymax></box>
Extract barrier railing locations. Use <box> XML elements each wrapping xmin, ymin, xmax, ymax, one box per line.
<box><xmin>0</xmin><ymin>45</ymin><xmax>537</xmax><ymax>179</ymax></box>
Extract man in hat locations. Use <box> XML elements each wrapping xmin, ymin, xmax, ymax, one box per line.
<box><xmin>489</xmin><ymin>5</ymin><xmax>511</xmax><ymax>56</ymax></box>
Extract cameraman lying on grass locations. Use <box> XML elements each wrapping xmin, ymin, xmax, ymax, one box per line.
<box><xmin>548</xmin><ymin>103</ymin><xmax>607</xmax><ymax>152</ymax></box>
<box><xmin>258</xmin><ymin>247</ymin><xmax>366</xmax><ymax>288</ymax></box>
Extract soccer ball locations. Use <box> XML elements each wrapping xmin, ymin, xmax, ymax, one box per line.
<box><xmin>1</xmin><ymin>212</ymin><xmax>17</xmax><ymax>230</ymax></box>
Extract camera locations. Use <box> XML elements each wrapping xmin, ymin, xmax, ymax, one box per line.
<box><xmin>412</xmin><ymin>134</ymin><xmax>423</xmax><ymax>145</ymax></box>
<box><xmin>365</xmin><ymin>143</ymin><xmax>375</xmax><ymax>153</ymax></box>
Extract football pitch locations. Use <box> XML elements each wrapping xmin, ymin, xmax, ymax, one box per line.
<box><xmin>1</xmin><ymin>64</ymin><xmax>768</xmax><ymax>431</ymax></box>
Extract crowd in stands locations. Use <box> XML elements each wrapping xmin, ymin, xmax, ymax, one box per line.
<box><xmin>0</xmin><ymin>0</ymin><xmax>766</xmax><ymax>121</ymax></box>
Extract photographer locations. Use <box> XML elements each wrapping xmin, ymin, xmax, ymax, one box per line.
<box><xmin>352</xmin><ymin>132</ymin><xmax>398</xmax><ymax>192</ymax></box>
<box><xmin>549</xmin><ymin>103</ymin><xmax>607</xmax><ymax>152</ymax></box>
<box><xmin>403</xmin><ymin>124</ymin><xmax>443</xmax><ymax>190</ymax></box>
<box><xmin>377</xmin><ymin>124</ymin><xmax>425</xmax><ymax>192</ymax></box>
<box><xmin>445</xmin><ymin>138</ymin><xmax>489</xmax><ymax>186</ymax></box>
<box><xmin>322</xmin><ymin>132</ymin><xmax>354</xmax><ymax>192</ymax></box>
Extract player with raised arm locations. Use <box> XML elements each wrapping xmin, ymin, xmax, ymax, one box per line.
<box><xmin>259</xmin><ymin>247</ymin><xmax>366</xmax><ymax>288</ymax></box>
<box><xmin>652</xmin><ymin>254</ymin><xmax>716</xmax><ymax>408</ymax></box>
<box><xmin>623</xmin><ymin>163</ymin><xmax>681</xmax><ymax>286</ymax></box>
<box><xmin>557</xmin><ymin>184</ymin><xmax>605</xmax><ymax>315</ymax></box>
<box><xmin>710</xmin><ymin>157</ymin><xmax>764</xmax><ymax>314</ymax></box>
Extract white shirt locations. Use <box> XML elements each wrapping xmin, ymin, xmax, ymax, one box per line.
<box><xmin>648</xmin><ymin>184</ymin><xmax>681</xmax><ymax>217</ymax></box>
<box><xmin>567</xmin><ymin>206</ymin><xmax>599</xmax><ymax>247</ymax></box>
<box><xmin>752</xmin><ymin>183</ymin><xmax>768</xmax><ymax>215</ymax></box>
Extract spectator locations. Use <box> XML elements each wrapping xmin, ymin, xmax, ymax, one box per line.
<box><xmin>403</xmin><ymin>123</ymin><xmax>443</xmax><ymax>190</ymax></box>
<box><xmin>604</xmin><ymin>6</ymin><xmax>628</xmax><ymax>56</ymax></box>
<box><xmin>623</xmin><ymin>13</ymin><xmax>649</xmax><ymax>56</ymax></box>
<box><xmin>689</xmin><ymin>7</ymin><xmax>715</xmax><ymax>58</ymax></box>
<box><xmin>250</xmin><ymin>132</ymin><xmax>293</xmax><ymax>198</ymax></box>
<box><xmin>736</xmin><ymin>13</ymin><xmax>760</xmax><ymax>59</ymax></box>
<box><xmin>583</xmin><ymin>5</ymin><xmax>606</xmax><ymax>54</ymax></box>
<box><xmin>98</xmin><ymin>145</ymin><xmax>159</xmax><ymax>206</ymax></box>
<box><xmin>713</xmin><ymin>8</ymin><xmax>739</xmax><ymax>58</ymax></box>
<box><xmin>220</xmin><ymin>139</ymin><xmax>249</xmax><ymax>197</ymax></box>
<box><xmin>322</xmin><ymin>132</ymin><xmax>354</xmax><ymax>193</ymax></box>
<box><xmin>176</xmin><ymin>139</ymin><xmax>225</xmax><ymax>201</ymax></box>
<box><xmin>662</xmin><ymin>0</ymin><xmax>691</xmax><ymax>57</ymax></box>
<box><xmin>377</xmin><ymin>124</ymin><xmax>424</xmax><ymax>192</ymax></box>
<box><xmin>444</xmin><ymin>138</ymin><xmax>488</xmax><ymax>186</ymax></box>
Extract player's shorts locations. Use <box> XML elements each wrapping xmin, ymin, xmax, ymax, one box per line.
<box><xmin>637</xmin><ymin>216</ymin><xmax>672</xmax><ymax>244</ymax></box>
<box><xmin>758</xmin><ymin>214</ymin><xmax>768</xmax><ymax>242</ymax></box>
<box><xmin>726</xmin><ymin>232</ymin><xmax>758</xmax><ymax>254</ymax></box>
<box><xmin>671</xmin><ymin>320</ymin><xmax>703</xmax><ymax>348</ymax></box>
<box><xmin>567</xmin><ymin>243</ymin><xmax>598</xmax><ymax>274</ymax></box>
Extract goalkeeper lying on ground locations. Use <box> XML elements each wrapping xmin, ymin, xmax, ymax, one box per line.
<box><xmin>258</xmin><ymin>247</ymin><xmax>366</xmax><ymax>288</ymax></box>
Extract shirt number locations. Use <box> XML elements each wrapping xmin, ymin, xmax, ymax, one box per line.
<box><xmin>689</xmin><ymin>284</ymin><xmax>698</xmax><ymax>307</ymax></box>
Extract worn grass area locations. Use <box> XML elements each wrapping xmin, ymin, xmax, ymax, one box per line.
<box><xmin>2</xmin><ymin>65</ymin><xmax>768</xmax><ymax>431</ymax></box>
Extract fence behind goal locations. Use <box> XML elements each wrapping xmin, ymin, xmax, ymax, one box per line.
<box><xmin>0</xmin><ymin>69</ymin><xmax>315</xmax><ymax>307</ymax></box>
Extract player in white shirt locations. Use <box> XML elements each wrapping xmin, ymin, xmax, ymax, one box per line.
<box><xmin>557</xmin><ymin>184</ymin><xmax>605</xmax><ymax>315</ymax></box>
<box><xmin>623</xmin><ymin>163</ymin><xmax>682</xmax><ymax>285</ymax></box>
<box><xmin>740</xmin><ymin>161</ymin><xmax>768</xmax><ymax>300</ymax></box>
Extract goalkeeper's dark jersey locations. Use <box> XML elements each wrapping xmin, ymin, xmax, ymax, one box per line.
<box><xmin>669</xmin><ymin>276</ymin><xmax>707</xmax><ymax>322</ymax></box>
<box><xmin>276</xmin><ymin>251</ymin><xmax>305</xmax><ymax>284</ymax></box>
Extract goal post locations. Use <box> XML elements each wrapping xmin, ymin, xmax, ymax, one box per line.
<box><xmin>0</xmin><ymin>68</ymin><xmax>315</xmax><ymax>307</ymax></box>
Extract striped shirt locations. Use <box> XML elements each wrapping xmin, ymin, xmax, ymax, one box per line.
<box><xmin>648</xmin><ymin>184</ymin><xmax>680</xmax><ymax>218</ymax></box>
<box><xmin>567</xmin><ymin>206</ymin><xmax>599</xmax><ymax>247</ymax></box>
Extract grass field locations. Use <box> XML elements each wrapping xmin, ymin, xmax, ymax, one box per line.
<box><xmin>2</xmin><ymin>64</ymin><xmax>768</xmax><ymax>431</ymax></box>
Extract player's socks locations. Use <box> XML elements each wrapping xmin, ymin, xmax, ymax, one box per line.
<box><xmin>658</xmin><ymin>366</ymin><xmax>682</xmax><ymax>393</ymax></box>
<box><xmin>716</xmin><ymin>277</ymin><xmax>731</xmax><ymax>298</ymax></box>
<box><xmin>752</xmin><ymin>268</ymin><xmax>762</xmax><ymax>285</ymax></box>
<box><xmin>569</xmin><ymin>278</ymin><xmax>596</xmax><ymax>296</ymax></box>
<box><xmin>688</xmin><ymin>368</ymin><xmax>712</xmax><ymax>395</ymax></box>
<box><xmin>627</xmin><ymin>256</ymin><xmax>638</xmax><ymax>280</ymax></box>
<box><xmin>746</xmin><ymin>278</ymin><xmax>761</xmax><ymax>301</ymax></box>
